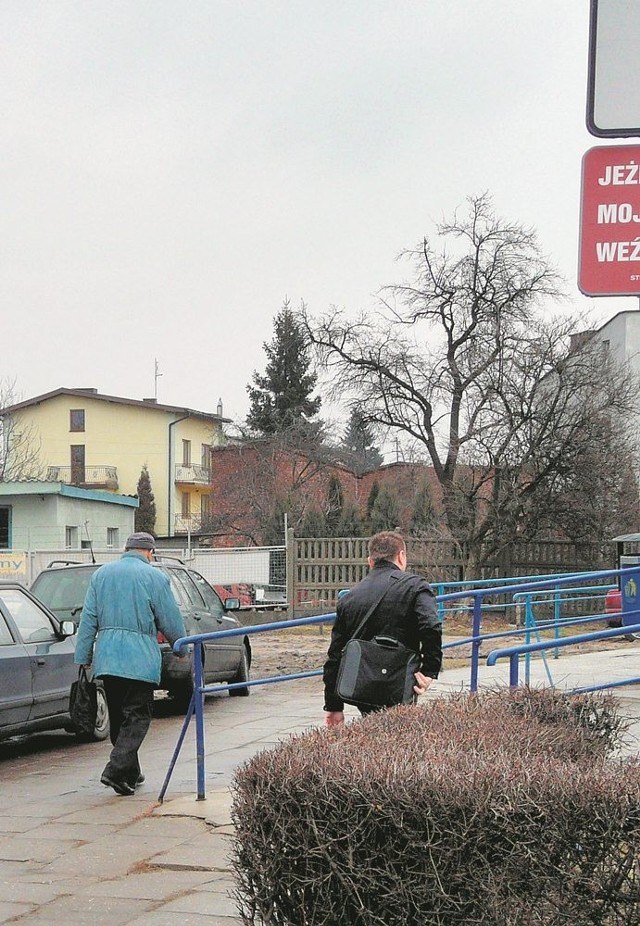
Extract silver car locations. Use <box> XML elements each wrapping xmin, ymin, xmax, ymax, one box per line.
<box><xmin>0</xmin><ymin>581</ymin><xmax>109</xmax><ymax>742</ymax></box>
<box><xmin>31</xmin><ymin>559</ymin><xmax>252</xmax><ymax>709</ymax></box>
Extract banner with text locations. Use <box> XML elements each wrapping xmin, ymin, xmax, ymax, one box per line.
<box><xmin>579</xmin><ymin>145</ymin><xmax>640</xmax><ymax>296</ymax></box>
<box><xmin>0</xmin><ymin>553</ymin><xmax>27</xmax><ymax>579</ymax></box>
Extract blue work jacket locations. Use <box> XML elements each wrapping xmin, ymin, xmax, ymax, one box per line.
<box><xmin>74</xmin><ymin>552</ymin><xmax>186</xmax><ymax>684</ymax></box>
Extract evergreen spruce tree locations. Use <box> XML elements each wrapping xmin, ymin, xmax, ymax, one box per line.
<box><xmin>325</xmin><ymin>475</ymin><xmax>344</xmax><ymax>535</ymax></box>
<box><xmin>342</xmin><ymin>408</ymin><xmax>383</xmax><ymax>475</ymax></box>
<box><xmin>366</xmin><ymin>481</ymin><xmax>380</xmax><ymax>526</ymax></box>
<box><xmin>262</xmin><ymin>497</ymin><xmax>289</xmax><ymax>545</ymax></box>
<box><xmin>246</xmin><ymin>300</ymin><xmax>321</xmax><ymax>435</ymax></box>
<box><xmin>410</xmin><ymin>477</ymin><xmax>438</xmax><ymax>536</ymax></box>
<box><xmin>336</xmin><ymin>501</ymin><xmax>364</xmax><ymax>537</ymax></box>
<box><xmin>300</xmin><ymin>506</ymin><xmax>327</xmax><ymax>537</ymax></box>
<box><xmin>135</xmin><ymin>464</ymin><xmax>157</xmax><ymax>535</ymax></box>
<box><xmin>368</xmin><ymin>484</ymin><xmax>401</xmax><ymax>533</ymax></box>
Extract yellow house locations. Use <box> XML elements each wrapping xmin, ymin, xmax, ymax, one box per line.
<box><xmin>0</xmin><ymin>388</ymin><xmax>229</xmax><ymax>541</ymax></box>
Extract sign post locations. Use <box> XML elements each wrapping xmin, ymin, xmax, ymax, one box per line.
<box><xmin>578</xmin><ymin>144</ymin><xmax>640</xmax><ymax>296</ymax></box>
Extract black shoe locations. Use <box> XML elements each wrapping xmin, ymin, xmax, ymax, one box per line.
<box><xmin>135</xmin><ymin>773</ymin><xmax>145</xmax><ymax>786</ymax></box>
<box><xmin>100</xmin><ymin>774</ymin><xmax>135</xmax><ymax>796</ymax></box>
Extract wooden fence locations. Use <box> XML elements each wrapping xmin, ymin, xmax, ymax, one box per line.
<box><xmin>287</xmin><ymin>531</ymin><xmax>615</xmax><ymax>615</ymax></box>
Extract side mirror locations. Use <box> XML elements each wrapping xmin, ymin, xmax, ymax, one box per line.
<box><xmin>223</xmin><ymin>597</ymin><xmax>240</xmax><ymax>611</ymax></box>
<box><xmin>60</xmin><ymin>620</ymin><xmax>76</xmax><ymax>637</ymax></box>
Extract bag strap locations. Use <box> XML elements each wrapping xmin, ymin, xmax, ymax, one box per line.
<box><xmin>348</xmin><ymin>577</ymin><xmax>396</xmax><ymax>642</ymax></box>
<box><xmin>348</xmin><ymin>571</ymin><xmax>418</xmax><ymax>643</ymax></box>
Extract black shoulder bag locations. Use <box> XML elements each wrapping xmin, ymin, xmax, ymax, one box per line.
<box><xmin>335</xmin><ymin>578</ymin><xmax>421</xmax><ymax>710</ymax></box>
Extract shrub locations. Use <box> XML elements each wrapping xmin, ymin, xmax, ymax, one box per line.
<box><xmin>231</xmin><ymin>689</ymin><xmax>640</xmax><ymax>925</ymax></box>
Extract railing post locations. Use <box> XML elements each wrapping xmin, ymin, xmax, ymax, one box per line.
<box><xmin>509</xmin><ymin>653</ymin><xmax>520</xmax><ymax>688</ymax></box>
<box><xmin>434</xmin><ymin>583</ymin><xmax>445</xmax><ymax>623</ymax></box>
<box><xmin>553</xmin><ymin>584</ymin><xmax>561</xmax><ymax>658</ymax></box>
<box><xmin>193</xmin><ymin>643</ymin><xmax>206</xmax><ymax>800</ymax></box>
<box><xmin>524</xmin><ymin>594</ymin><xmax>533</xmax><ymax>685</ymax></box>
<box><xmin>470</xmin><ymin>594</ymin><xmax>482</xmax><ymax>692</ymax></box>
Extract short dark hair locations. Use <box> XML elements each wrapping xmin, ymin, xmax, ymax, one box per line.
<box><xmin>368</xmin><ymin>531</ymin><xmax>406</xmax><ymax>564</ymax></box>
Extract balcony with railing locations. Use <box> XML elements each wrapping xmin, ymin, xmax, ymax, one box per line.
<box><xmin>45</xmin><ymin>465</ymin><xmax>119</xmax><ymax>490</ymax></box>
<box><xmin>174</xmin><ymin>513</ymin><xmax>205</xmax><ymax>534</ymax></box>
<box><xmin>174</xmin><ymin>464</ymin><xmax>211</xmax><ymax>485</ymax></box>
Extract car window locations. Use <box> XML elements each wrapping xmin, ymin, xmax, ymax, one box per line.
<box><xmin>168</xmin><ymin>568</ymin><xmax>206</xmax><ymax>609</ymax></box>
<box><xmin>32</xmin><ymin>567</ymin><xmax>95</xmax><ymax>613</ymax></box>
<box><xmin>0</xmin><ymin>611</ymin><xmax>14</xmax><ymax>645</ymax></box>
<box><xmin>165</xmin><ymin>571</ymin><xmax>190</xmax><ymax>609</ymax></box>
<box><xmin>0</xmin><ymin>588</ymin><xmax>57</xmax><ymax>643</ymax></box>
<box><xmin>188</xmin><ymin>570</ymin><xmax>224</xmax><ymax>618</ymax></box>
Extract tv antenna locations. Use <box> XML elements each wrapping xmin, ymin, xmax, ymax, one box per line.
<box><xmin>154</xmin><ymin>359</ymin><xmax>163</xmax><ymax>400</ymax></box>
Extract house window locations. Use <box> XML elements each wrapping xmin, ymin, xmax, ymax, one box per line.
<box><xmin>201</xmin><ymin>444</ymin><xmax>212</xmax><ymax>470</ymax></box>
<box><xmin>181</xmin><ymin>492</ymin><xmax>191</xmax><ymax>518</ymax></box>
<box><xmin>69</xmin><ymin>409</ymin><xmax>85</xmax><ymax>432</ymax></box>
<box><xmin>107</xmin><ymin>528</ymin><xmax>119</xmax><ymax>548</ymax></box>
<box><xmin>0</xmin><ymin>508</ymin><xmax>10</xmax><ymax>549</ymax></box>
<box><xmin>201</xmin><ymin>495</ymin><xmax>212</xmax><ymax>518</ymax></box>
<box><xmin>65</xmin><ymin>526</ymin><xmax>79</xmax><ymax>549</ymax></box>
<box><xmin>182</xmin><ymin>440</ymin><xmax>191</xmax><ymax>467</ymax></box>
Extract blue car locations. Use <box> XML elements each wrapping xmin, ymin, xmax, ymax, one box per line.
<box><xmin>0</xmin><ymin>581</ymin><xmax>109</xmax><ymax>742</ymax></box>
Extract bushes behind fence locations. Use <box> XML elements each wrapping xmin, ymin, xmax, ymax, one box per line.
<box><xmin>231</xmin><ymin>689</ymin><xmax>640</xmax><ymax>926</ymax></box>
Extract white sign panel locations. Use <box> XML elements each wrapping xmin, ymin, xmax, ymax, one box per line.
<box><xmin>587</xmin><ymin>0</ymin><xmax>640</xmax><ymax>137</ymax></box>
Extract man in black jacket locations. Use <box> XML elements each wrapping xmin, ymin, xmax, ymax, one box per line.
<box><xmin>323</xmin><ymin>531</ymin><xmax>442</xmax><ymax>727</ymax></box>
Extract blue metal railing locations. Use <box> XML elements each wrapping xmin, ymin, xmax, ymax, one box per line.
<box><xmin>513</xmin><ymin>583</ymin><xmax>615</xmax><ymax>684</ymax></box>
<box><xmin>486</xmin><ymin>615</ymin><xmax>640</xmax><ymax>689</ymax></box>
<box><xmin>159</xmin><ymin>566</ymin><xmax>632</xmax><ymax>801</ymax></box>
<box><xmin>159</xmin><ymin>613</ymin><xmax>336</xmax><ymax>801</ymax></box>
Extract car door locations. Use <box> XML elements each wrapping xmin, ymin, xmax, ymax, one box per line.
<box><xmin>0</xmin><ymin>599</ymin><xmax>32</xmax><ymax>730</ymax></box>
<box><xmin>0</xmin><ymin>587</ymin><xmax>76</xmax><ymax>720</ymax></box>
<box><xmin>166</xmin><ymin>568</ymin><xmax>224</xmax><ymax>678</ymax></box>
<box><xmin>187</xmin><ymin>569</ymin><xmax>242</xmax><ymax>677</ymax></box>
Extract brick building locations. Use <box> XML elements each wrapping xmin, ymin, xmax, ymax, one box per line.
<box><xmin>207</xmin><ymin>442</ymin><xmax>443</xmax><ymax>545</ymax></box>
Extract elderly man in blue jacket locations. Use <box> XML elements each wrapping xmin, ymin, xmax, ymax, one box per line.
<box><xmin>74</xmin><ymin>532</ymin><xmax>185</xmax><ymax>796</ymax></box>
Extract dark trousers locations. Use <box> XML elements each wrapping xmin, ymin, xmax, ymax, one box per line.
<box><xmin>101</xmin><ymin>676</ymin><xmax>154</xmax><ymax>786</ymax></box>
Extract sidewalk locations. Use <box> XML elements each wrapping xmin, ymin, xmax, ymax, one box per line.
<box><xmin>2</xmin><ymin>646</ymin><xmax>640</xmax><ymax>925</ymax></box>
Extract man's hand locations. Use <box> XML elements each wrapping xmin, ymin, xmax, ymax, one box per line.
<box><xmin>413</xmin><ymin>671</ymin><xmax>433</xmax><ymax>697</ymax></box>
<box><xmin>324</xmin><ymin>710</ymin><xmax>345</xmax><ymax>728</ymax></box>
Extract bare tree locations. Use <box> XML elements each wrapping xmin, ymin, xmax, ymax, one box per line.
<box><xmin>0</xmin><ymin>378</ymin><xmax>42</xmax><ymax>481</ymax></box>
<box><xmin>305</xmin><ymin>195</ymin><xmax>638</xmax><ymax>574</ymax></box>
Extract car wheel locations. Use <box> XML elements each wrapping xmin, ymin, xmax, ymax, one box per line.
<box><xmin>92</xmin><ymin>683</ymin><xmax>110</xmax><ymax>740</ymax></box>
<box><xmin>229</xmin><ymin>647</ymin><xmax>250</xmax><ymax>697</ymax></box>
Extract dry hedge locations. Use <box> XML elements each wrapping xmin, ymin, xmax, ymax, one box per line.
<box><xmin>231</xmin><ymin>689</ymin><xmax>640</xmax><ymax>926</ymax></box>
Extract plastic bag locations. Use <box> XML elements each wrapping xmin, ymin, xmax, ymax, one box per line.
<box><xmin>69</xmin><ymin>666</ymin><xmax>98</xmax><ymax>736</ymax></box>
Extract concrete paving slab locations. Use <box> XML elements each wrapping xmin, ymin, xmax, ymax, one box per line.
<box><xmin>23</xmin><ymin>821</ymin><xmax>120</xmax><ymax>841</ymax></box>
<box><xmin>0</xmin><ymin>815</ymin><xmax>51</xmax><ymax>834</ymax></box>
<box><xmin>0</xmin><ymin>878</ymin><xmax>71</xmax><ymax>905</ymax></box>
<box><xmin>73</xmin><ymin>868</ymin><xmax>217</xmax><ymax>901</ymax></box>
<box><xmin>0</xmin><ymin>901</ymin><xmax>37</xmax><ymax>923</ymax></box>
<box><xmin>20</xmin><ymin>893</ymin><xmax>154</xmax><ymax>925</ymax></box>
<box><xmin>161</xmin><ymin>888</ymin><xmax>238</xmax><ymax>917</ymax></box>
<box><xmin>128</xmin><ymin>914</ymin><xmax>241</xmax><ymax>926</ymax></box>
<box><xmin>42</xmin><ymin>833</ymin><xmax>190</xmax><ymax>878</ymax></box>
<box><xmin>0</xmin><ymin>835</ymin><xmax>80</xmax><ymax>864</ymax></box>
<box><xmin>150</xmin><ymin>832</ymin><xmax>233</xmax><ymax>874</ymax></box>
<box><xmin>155</xmin><ymin>789</ymin><xmax>232</xmax><ymax>827</ymax></box>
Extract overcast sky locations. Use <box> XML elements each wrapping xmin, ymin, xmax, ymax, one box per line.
<box><xmin>2</xmin><ymin>1</ymin><xmax>635</xmax><ymax>433</ymax></box>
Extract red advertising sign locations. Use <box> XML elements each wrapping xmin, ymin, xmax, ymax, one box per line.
<box><xmin>578</xmin><ymin>145</ymin><xmax>640</xmax><ymax>296</ymax></box>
